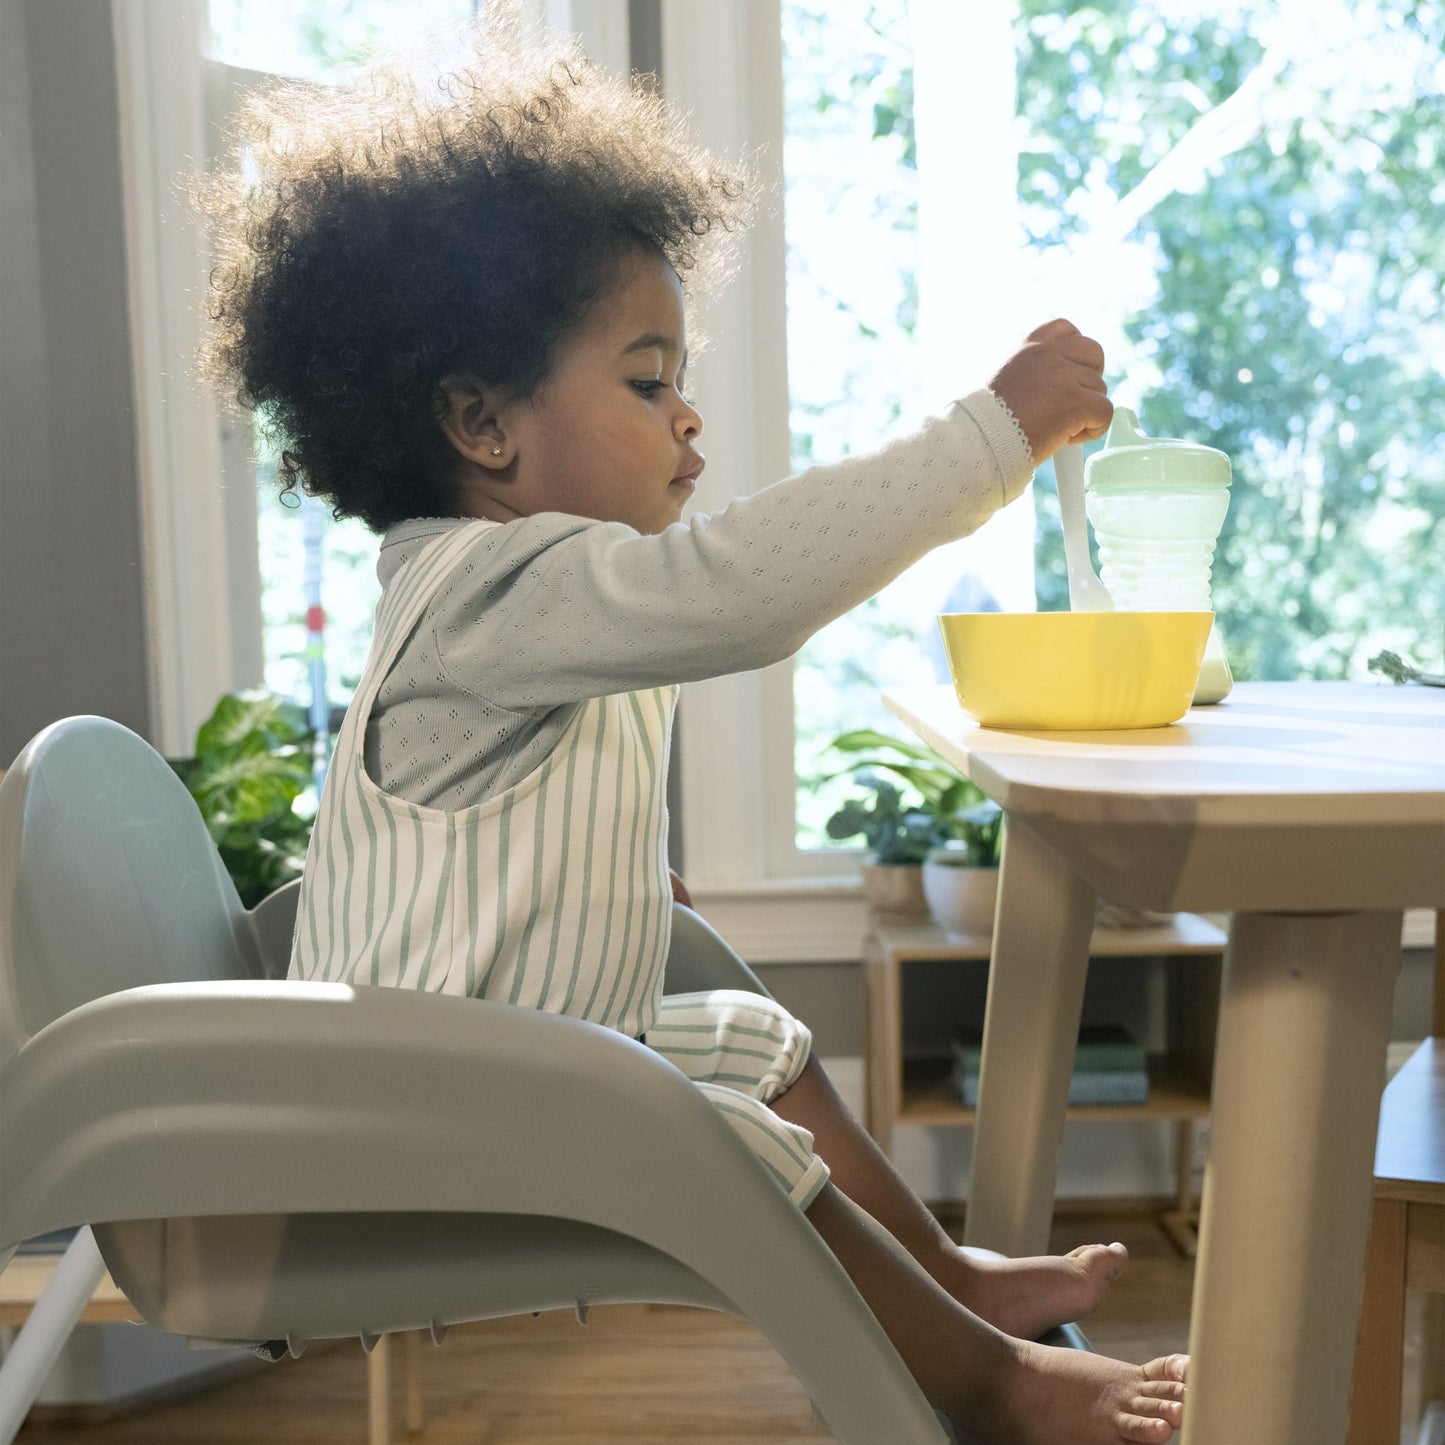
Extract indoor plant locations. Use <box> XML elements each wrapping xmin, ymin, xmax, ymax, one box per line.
<box><xmin>170</xmin><ymin>691</ymin><xmax>317</xmax><ymax>908</ymax></box>
<box><xmin>819</xmin><ymin>728</ymin><xmax>1002</xmax><ymax>915</ymax></box>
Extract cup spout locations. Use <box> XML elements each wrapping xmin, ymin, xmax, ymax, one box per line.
<box><xmin>1104</xmin><ymin>406</ymin><xmax>1148</xmax><ymax>449</ymax></box>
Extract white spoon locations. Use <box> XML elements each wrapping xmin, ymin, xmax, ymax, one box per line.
<box><xmin>1054</xmin><ymin>443</ymin><xmax>1114</xmax><ymax>612</ymax></box>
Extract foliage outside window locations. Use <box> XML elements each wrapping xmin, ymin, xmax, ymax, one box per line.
<box><xmin>786</xmin><ymin>0</ymin><xmax>1444</xmax><ymax>849</ymax></box>
<box><xmin>209</xmin><ymin>1</ymin><xmax>1443</xmax><ymax>865</ymax></box>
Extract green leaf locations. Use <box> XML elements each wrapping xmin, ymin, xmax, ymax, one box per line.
<box><xmin>195</xmin><ymin>690</ymin><xmax>310</xmax><ymax>759</ymax></box>
<box><xmin>822</xmin><ymin>728</ymin><xmax>946</xmax><ymax>763</ymax></box>
<box><xmin>189</xmin><ymin>745</ymin><xmax>308</xmax><ymax>816</ymax></box>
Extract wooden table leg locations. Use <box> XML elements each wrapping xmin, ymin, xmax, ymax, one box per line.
<box><xmin>1182</xmin><ymin>909</ymin><xmax>1403</xmax><ymax>1445</ymax></box>
<box><xmin>368</xmin><ymin>1334</ymin><xmax>391</xmax><ymax>1445</ymax></box>
<box><xmin>963</xmin><ymin>819</ymin><xmax>1094</xmax><ymax>1257</ymax></box>
<box><xmin>1160</xmin><ymin>1118</ymin><xmax>1200</xmax><ymax>1258</ymax></box>
<box><xmin>1423</xmin><ymin>1294</ymin><xmax>1445</xmax><ymax>1421</ymax></box>
<box><xmin>1347</xmin><ymin>1197</ymin><xmax>1408</xmax><ymax>1445</ymax></box>
<box><xmin>864</xmin><ymin>943</ymin><xmax>899</xmax><ymax>1157</ymax></box>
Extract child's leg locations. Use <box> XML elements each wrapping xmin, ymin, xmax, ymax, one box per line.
<box><xmin>772</xmin><ymin>1056</ymin><xmax>1128</xmax><ymax>1341</ymax></box>
<box><xmin>806</xmin><ymin>1181</ymin><xmax>1187</xmax><ymax>1444</ymax></box>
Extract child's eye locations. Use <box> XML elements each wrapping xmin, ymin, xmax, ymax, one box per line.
<box><xmin>631</xmin><ymin>379</ymin><xmax>666</xmax><ymax>398</ymax></box>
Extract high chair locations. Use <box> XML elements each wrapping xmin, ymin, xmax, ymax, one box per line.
<box><xmin>1348</xmin><ymin>909</ymin><xmax>1445</xmax><ymax>1445</ymax></box>
<box><xmin>0</xmin><ymin>715</ymin><xmax>957</xmax><ymax>1444</ymax></box>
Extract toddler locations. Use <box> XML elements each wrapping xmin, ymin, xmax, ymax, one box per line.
<box><xmin>202</xmin><ymin>19</ymin><xmax>1186</xmax><ymax>1443</ymax></box>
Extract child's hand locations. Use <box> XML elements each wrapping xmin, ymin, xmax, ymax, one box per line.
<box><xmin>987</xmin><ymin>319</ymin><xmax>1113</xmax><ymax>464</ymax></box>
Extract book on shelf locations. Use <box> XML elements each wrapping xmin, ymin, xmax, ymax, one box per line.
<box><xmin>951</xmin><ymin>1024</ymin><xmax>1150</xmax><ymax>1108</ymax></box>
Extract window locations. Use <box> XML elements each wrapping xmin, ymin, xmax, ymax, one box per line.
<box><xmin>120</xmin><ymin>1</ymin><xmax>1442</xmax><ymax>946</ymax></box>
<box><xmin>205</xmin><ymin>1</ymin><xmax>482</xmax><ymax>732</ymax></box>
<box><xmin>665</xmin><ymin>0</ymin><xmax>1445</xmax><ymax>911</ymax></box>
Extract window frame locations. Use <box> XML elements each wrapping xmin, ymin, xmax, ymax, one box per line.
<box><xmin>113</xmin><ymin>0</ymin><xmax>1437</xmax><ymax>959</ymax></box>
<box><xmin>112</xmin><ymin>0</ymin><xmax>631</xmax><ymax>757</ymax></box>
<box><xmin>113</xmin><ymin>0</ymin><xmax>237</xmax><ymax>757</ymax></box>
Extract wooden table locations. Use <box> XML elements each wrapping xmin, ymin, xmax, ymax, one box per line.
<box><xmin>882</xmin><ymin>681</ymin><xmax>1445</xmax><ymax>1445</ymax></box>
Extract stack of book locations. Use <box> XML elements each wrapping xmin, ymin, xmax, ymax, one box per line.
<box><xmin>951</xmin><ymin>1023</ymin><xmax>1149</xmax><ymax>1107</ymax></box>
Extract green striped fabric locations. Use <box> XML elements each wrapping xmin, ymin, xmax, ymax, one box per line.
<box><xmin>290</xmin><ymin>522</ymin><xmax>675</xmax><ymax>1041</ymax></box>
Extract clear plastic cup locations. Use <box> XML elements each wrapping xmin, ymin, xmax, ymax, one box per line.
<box><xmin>1084</xmin><ymin>408</ymin><xmax>1234</xmax><ymax>703</ymax></box>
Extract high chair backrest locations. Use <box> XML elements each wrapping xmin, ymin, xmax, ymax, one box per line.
<box><xmin>0</xmin><ymin>716</ymin><xmax>261</xmax><ymax>1069</ymax></box>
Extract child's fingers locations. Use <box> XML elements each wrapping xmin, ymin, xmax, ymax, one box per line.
<box><xmin>1059</xmin><ymin>333</ymin><xmax>1107</xmax><ymax>375</ymax></box>
<box><xmin>1066</xmin><ymin>392</ymin><xmax>1115</xmax><ymax>446</ymax></box>
<box><xmin>1025</xmin><ymin>317</ymin><xmax>1082</xmax><ymax>344</ymax></box>
<box><xmin>1024</xmin><ymin>319</ymin><xmax>1105</xmax><ymax>372</ymax></box>
<box><xmin>988</xmin><ymin>320</ymin><xmax>1113</xmax><ymax>460</ymax></box>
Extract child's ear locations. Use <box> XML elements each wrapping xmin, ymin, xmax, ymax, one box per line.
<box><xmin>438</xmin><ymin>377</ymin><xmax>512</xmax><ymax>468</ymax></box>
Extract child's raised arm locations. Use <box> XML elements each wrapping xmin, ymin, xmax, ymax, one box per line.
<box><xmin>417</xmin><ymin>387</ymin><xmax>1035</xmax><ymax>710</ymax></box>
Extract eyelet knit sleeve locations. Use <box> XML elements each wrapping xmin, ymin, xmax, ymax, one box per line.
<box><xmin>420</xmin><ymin>387</ymin><xmax>1034</xmax><ymax>710</ymax></box>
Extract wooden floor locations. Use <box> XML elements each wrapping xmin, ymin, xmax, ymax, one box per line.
<box><xmin>15</xmin><ymin>1207</ymin><xmax>1428</xmax><ymax>1444</ymax></box>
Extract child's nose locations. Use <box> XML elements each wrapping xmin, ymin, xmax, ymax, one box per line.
<box><xmin>675</xmin><ymin>398</ymin><xmax>702</xmax><ymax>440</ymax></box>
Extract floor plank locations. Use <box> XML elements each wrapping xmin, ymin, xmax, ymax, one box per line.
<box><xmin>12</xmin><ymin>1209</ymin><xmax>1426</xmax><ymax>1443</ymax></box>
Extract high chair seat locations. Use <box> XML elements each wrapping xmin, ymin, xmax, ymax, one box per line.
<box><xmin>0</xmin><ymin>715</ymin><xmax>953</xmax><ymax>1444</ymax></box>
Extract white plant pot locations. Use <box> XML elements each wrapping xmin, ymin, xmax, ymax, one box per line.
<box><xmin>922</xmin><ymin>862</ymin><xmax>999</xmax><ymax>939</ymax></box>
<box><xmin>860</xmin><ymin>863</ymin><xmax>928</xmax><ymax>916</ymax></box>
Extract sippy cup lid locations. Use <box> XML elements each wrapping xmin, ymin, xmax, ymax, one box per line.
<box><xmin>1084</xmin><ymin>407</ymin><xmax>1232</xmax><ymax>489</ymax></box>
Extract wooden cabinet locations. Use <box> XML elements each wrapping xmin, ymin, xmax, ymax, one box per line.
<box><xmin>864</xmin><ymin>911</ymin><xmax>1227</xmax><ymax>1250</ymax></box>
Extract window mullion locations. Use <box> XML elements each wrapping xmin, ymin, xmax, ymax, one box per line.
<box><xmin>661</xmin><ymin>0</ymin><xmax>790</xmax><ymax>890</ymax></box>
<box><xmin>114</xmin><ymin>0</ymin><xmax>235</xmax><ymax>754</ymax></box>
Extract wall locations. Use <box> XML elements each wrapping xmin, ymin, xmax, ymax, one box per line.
<box><xmin>0</xmin><ymin>0</ymin><xmax>154</xmax><ymax>767</ymax></box>
<box><xmin>755</xmin><ymin>939</ymin><xmax>1437</xmax><ymax>1204</ymax></box>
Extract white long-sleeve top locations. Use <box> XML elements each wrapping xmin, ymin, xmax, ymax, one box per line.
<box><xmin>365</xmin><ymin>389</ymin><xmax>1034</xmax><ymax>810</ymax></box>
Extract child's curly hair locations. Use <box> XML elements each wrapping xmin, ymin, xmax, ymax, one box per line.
<box><xmin>199</xmin><ymin>15</ymin><xmax>750</xmax><ymax>532</ymax></box>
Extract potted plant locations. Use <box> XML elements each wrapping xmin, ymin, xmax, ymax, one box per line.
<box><xmin>819</xmin><ymin>728</ymin><xmax>1003</xmax><ymax>917</ymax></box>
<box><xmin>170</xmin><ymin>691</ymin><xmax>318</xmax><ymax>908</ymax></box>
<box><xmin>920</xmin><ymin>821</ymin><xmax>1003</xmax><ymax>938</ymax></box>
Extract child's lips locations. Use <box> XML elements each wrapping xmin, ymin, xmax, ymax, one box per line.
<box><xmin>671</xmin><ymin>458</ymin><xmax>705</xmax><ymax>491</ymax></box>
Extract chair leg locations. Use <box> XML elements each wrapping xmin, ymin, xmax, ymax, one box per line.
<box><xmin>402</xmin><ymin>1331</ymin><xmax>425</xmax><ymax>1434</ymax></box>
<box><xmin>1349</xmin><ymin>1198</ymin><xmax>1408</xmax><ymax>1445</ymax></box>
<box><xmin>0</xmin><ymin>1228</ymin><xmax>109</xmax><ymax>1445</ymax></box>
<box><xmin>368</xmin><ymin>1334</ymin><xmax>391</xmax><ymax>1445</ymax></box>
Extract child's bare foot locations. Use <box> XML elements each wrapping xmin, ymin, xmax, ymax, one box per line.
<box><xmin>958</xmin><ymin>1343</ymin><xmax>1188</xmax><ymax>1445</ymax></box>
<box><xmin>946</xmin><ymin>1242</ymin><xmax>1130</xmax><ymax>1340</ymax></box>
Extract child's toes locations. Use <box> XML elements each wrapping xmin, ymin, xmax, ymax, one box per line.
<box><xmin>1142</xmin><ymin>1352</ymin><xmax>1189</xmax><ymax>1383</ymax></box>
<box><xmin>1120</xmin><ymin>1378</ymin><xmax>1185</xmax><ymax>1441</ymax></box>
<box><xmin>1138</xmin><ymin>1379</ymin><xmax>1185</xmax><ymax>1409</ymax></box>
<box><xmin>1069</xmin><ymin>1241</ymin><xmax>1130</xmax><ymax>1281</ymax></box>
<box><xmin>1118</xmin><ymin>1413</ymin><xmax>1175</xmax><ymax>1444</ymax></box>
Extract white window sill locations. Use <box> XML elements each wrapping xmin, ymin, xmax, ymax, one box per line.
<box><xmin>687</xmin><ymin>880</ymin><xmax>1437</xmax><ymax>967</ymax></box>
<box><xmin>687</xmin><ymin>877</ymin><xmax>870</xmax><ymax>964</ymax></box>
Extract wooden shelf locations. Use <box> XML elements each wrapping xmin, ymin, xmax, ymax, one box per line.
<box><xmin>865</xmin><ymin>909</ymin><xmax>1227</xmax><ymax>1250</ymax></box>
<box><xmin>870</xmin><ymin>910</ymin><xmax>1229</xmax><ymax>961</ymax></box>
<box><xmin>898</xmin><ymin>1058</ymin><xmax>1212</xmax><ymax>1127</ymax></box>
<box><xmin>0</xmin><ymin>1251</ymin><xmax>138</xmax><ymax>1327</ymax></box>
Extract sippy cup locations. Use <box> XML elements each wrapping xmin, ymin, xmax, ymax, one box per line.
<box><xmin>1084</xmin><ymin>408</ymin><xmax>1234</xmax><ymax>704</ymax></box>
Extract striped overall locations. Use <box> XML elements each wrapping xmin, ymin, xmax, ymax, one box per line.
<box><xmin>291</xmin><ymin>521</ymin><xmax>827</xmax><ymax>1207</ymax></box>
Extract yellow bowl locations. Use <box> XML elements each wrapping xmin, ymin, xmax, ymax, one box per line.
<box><xmin>937</xmin><ymin>611</ymin><xmax>1213</xmax><ymax>730</ymax></box>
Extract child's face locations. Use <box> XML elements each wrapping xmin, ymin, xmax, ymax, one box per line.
<box><xmin>496</xmin><ymin>248</ymin><xmax>705</xmax><ymax>535</ymax></box>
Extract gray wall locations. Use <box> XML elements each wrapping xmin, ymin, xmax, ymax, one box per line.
<box><xmin>756</xmin><ymin>942</ymin><xmax>1438</xmax><ymax>1062</ymax></box>
<box><xmin>1</xmin><ymin>0</ymin><xmax>153</xmax><ymax>767</ymax></box>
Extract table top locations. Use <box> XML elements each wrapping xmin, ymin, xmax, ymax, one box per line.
<box><xmin>884</xmin><ymin>681</ymin><xmax>1445</xmax><ymax>824</ymax></box>
<box><xmin>884</xmin><ymin>681</ymin><xmax>1445</xmax><ymax>912</ymax></box>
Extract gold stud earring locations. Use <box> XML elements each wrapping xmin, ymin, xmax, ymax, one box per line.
<box><xmin>491</xmin><ymin>446</ymin><xmax>504</xmax><ymax>457</ymax></box>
